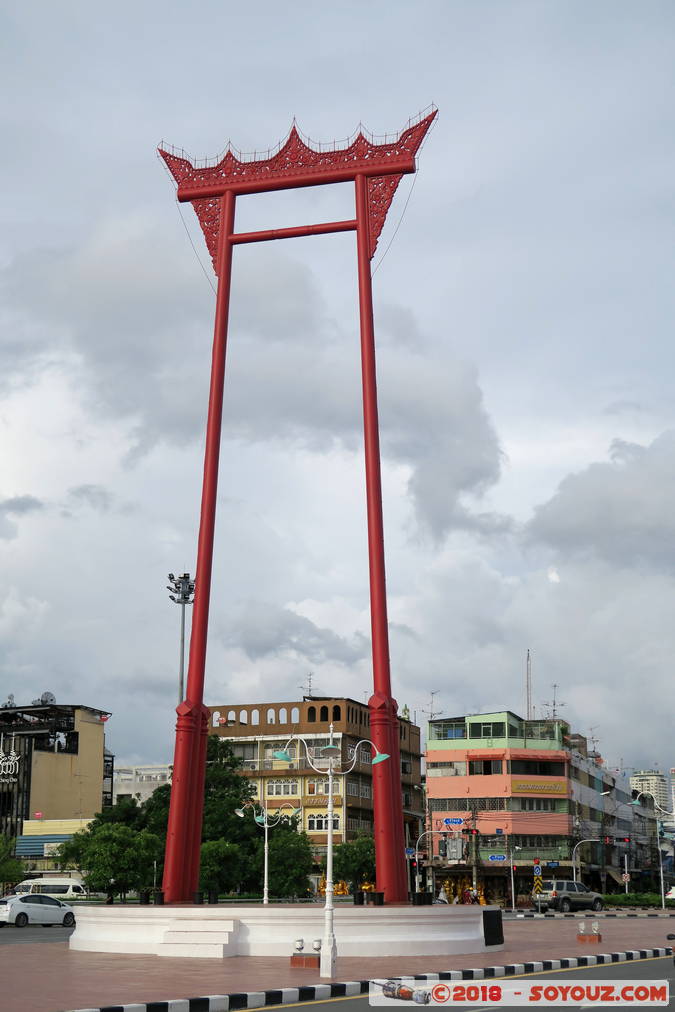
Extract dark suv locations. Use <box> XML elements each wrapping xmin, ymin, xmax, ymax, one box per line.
<box><xmin>532</xmin><ymin>879</ymin><xmax>603</xmax><ymax>912</ymax></box>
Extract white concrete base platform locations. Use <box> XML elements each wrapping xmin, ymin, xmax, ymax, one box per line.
<box><xmin>69</xmin><ymin>904</ymin><xmax>504</xmax><ymax>959</ymax></box>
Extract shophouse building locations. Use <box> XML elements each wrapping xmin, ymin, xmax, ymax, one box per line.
<box><xmin>0</xmin><ymin>699</ymin><xmax>113</xmax><ymax>867</ymax></box>
<box><xmin>425</xmin><ymin>710</ymin><xmax>658</xmax><ymax>905</ymax></box>
<box><xmin>208</xmin><ymin>696</ymin><xmax>424</xmax><ymax>857</ymax></box>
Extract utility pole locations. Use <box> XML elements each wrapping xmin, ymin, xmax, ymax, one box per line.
<box><xmin>167</xmin><ymin>572</ymin><xmax>195</xmax><ymax>703</ymax></box>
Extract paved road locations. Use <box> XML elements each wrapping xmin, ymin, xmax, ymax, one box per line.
<box><xmin>0</xmin><ymin>923</ymin><xmax>75</xmax><ymax>945</ymax></box>
<box><xmin>296</xmin><ymin>957</ymin><xmax>675</xmax><ymax>1011</ymax></box>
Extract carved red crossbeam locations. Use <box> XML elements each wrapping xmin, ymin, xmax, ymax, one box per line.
<box><xmin>159</xmin><ymin>110</ymin><xmax>436</xmax><ymax>263</ymax></box>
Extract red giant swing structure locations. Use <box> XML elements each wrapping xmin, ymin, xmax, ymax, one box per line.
<box><xmin>158</xmin><ymin>109</ymin><xmax>437</xmax><ymax>905</ymax></box>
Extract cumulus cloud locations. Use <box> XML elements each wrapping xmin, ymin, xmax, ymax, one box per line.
<box><xmin>223</xmin><ymin>600</ymin><xmax>370</xmax><ymax>666</ymax></box>
<box><xmin>0</xmin><ymin>494</ymin><xmax>44</xmax><ymax>539</ymax></box>
<box><xmin>527</xmin><ymin>432</ymin><xmax>675</xmax><ymax>569</ymax></box>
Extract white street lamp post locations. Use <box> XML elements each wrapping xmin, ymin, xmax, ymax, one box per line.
<box><xmin>632</xmin><ymin>792</ymin><xmax>666</xmax><ymax>909</ymax></box>
<box><xmin>572</xmin><ymin>838</ymin><xmax>602</xmax><ymax>884</ymax></box>
<box><xmin>235</xmin><ymin>801</ymin><xmax>298</xmax><ymax>905</ymax></box>
<box><xmin>274</xmin><ymin>723</ymin><xmax>389</xmax><ymax>978</ymax></box>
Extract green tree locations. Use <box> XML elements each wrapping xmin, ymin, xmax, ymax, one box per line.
<box><xmin>77</xmin><ymin>824</ymin><xmax>162</xmax><ymax>899</ymax></box>
<box><xmin>199</xmin><ymin>839</ymin><xmax>243</xmax><ymax>894</ymax></box>
<box><xmin>201</xmin><ymin>736</ymin><xmax>256</xmax><ymax>843</ymax></box>
<box><xmin>88</xmin><ymin>796</ymin><xmax>144</xmax><ymax>831</ymax></box>
<box><xmin>0</xmin><ymin>836</ymin><xmax>24</xmax><ymax>889</ymax></box>
<box><xmin>267</xmin><ymin>824</ymin><xmax>313</xmax><ymax>898</ymax></box>
<box><xmin>140</xmin><ymin>782</ymin><xmax>171</xmax><ymax>838</ymax></box>
<box><xmin>332</xmin><ymin>835</ymin><xmax>376</xmax><ymax>891</ymax></box>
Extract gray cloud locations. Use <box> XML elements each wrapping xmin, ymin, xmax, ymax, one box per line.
<box><xmin>527</xmin><ymin>432</ymin><xmax>675</xmax><ymax>569</ymax></box>
<box><xmin>224</xmin><ymin>601</ymin><xmax>370</xmax><ymax>666</ymax></box>
<box><xmin>67</xmin><ymin>485</ymin><xmax>114</xmax><ymax>513</ymax></box>
<box><xmin>0</xmin><ymin>495</ymin><xmax>44</xmax><ymax>540</ymax></box>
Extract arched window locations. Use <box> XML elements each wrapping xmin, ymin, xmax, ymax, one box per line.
<box><xmin>228</xmin><ymin>710</ymin><xmax>236</xmax><ymax>724</ymax></box>
<box><xmin>251</xmin><ymin>709</ymin><xmax>259</xmax><ymax>725</ymax></box>
<box><xmin>267</xmin><ymin>778</ymin><xmax>299</xmax><ymax>796</ymax></box>
<box><xmin>239</xmin><ymin>710</ymin><xmax>248</xmax><ymax>725</ymax></box>
<box><xmin>291</xmin><ymin>706</ymin><xmax>300</xmax><ymax>723</ymax></box>
<box><xmin>278</xmin><ymin>707</ymin><xmax>287</xmax><ymax>724</ymax></box>
<box><xmin>320</xmin><ymin>705</ymin><xmax>329</xmax><ymax>721</ymax></box>
<box><xmin>212</xmin><ymin>711</ymin><xmax>221</xmax><ymax>727</ymax></box>
<box><xmin>267</xmin><ymin>708</ymin><xmax>276</xmax><ymax>724</ymax></box>
<box><xmin>308</xmin><ymin>706</ymin><xmax>316</xmax><ymax>722</ymax></box>
<box><xmin>332</xmin><ymin>705</ymin><xmax>341</xmax><ymax>722</ymax></box>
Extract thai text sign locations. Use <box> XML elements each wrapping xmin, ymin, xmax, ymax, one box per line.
<box><xmin>511</xmin><ymin>778</ymin><xmax>567</xmax><ymax>795</ymax></box>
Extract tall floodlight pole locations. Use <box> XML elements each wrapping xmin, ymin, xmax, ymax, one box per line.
<box><xmin>167</xmin><ymin>572</ymin><xmax>195</xmax><ymax>703</ymax></box>
<box><xmin>158</xmin><ymin>109</ymin><xmax>437</xmax><ymax>904</ymax></box>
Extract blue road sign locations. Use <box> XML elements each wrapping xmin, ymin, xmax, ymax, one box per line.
<box><xmin>533</xmin><ymin>865</ymin><xmax>543</xmax><ymax>876</ymax></box>
<box><xmin>547</xmin><ymin>861</ymin><xmax>559</xmax><ymax>868</ymax></box>
<box><xmin>405</xmin><ymin>847</ymin><xmax>415</xmax><ymax>856</ymax></box>
<box><xmin>495</xmin><ymin>828</ymin><xmax>504</xmax><ymax>835</ymax></box>
<box><xmin>488</xmin><ymin>854</ymin><xmax>506</xmax><ymax>862</ymax></box>
<box><xmin>444</xmin><ymin>817</ymin><xmax>464</xmax><ymax>825</ymax></box>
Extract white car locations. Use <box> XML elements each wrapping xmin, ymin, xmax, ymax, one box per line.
<box><xmin>666</xmin><ymin>887</ymin><xmax>675</xmax><ymax>900</ymax></box>
<box><xmin>0</xmin><ymin>893</ymin><xmax>76</xmax><ymax>928</ymax></box>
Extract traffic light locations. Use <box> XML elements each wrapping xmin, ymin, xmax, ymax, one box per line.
<box><xmin>621</xmin><ymin>837</ymin><xmax>630</xmax><ymax>843</ymax></box>
<box><xmin>604</xmin><ymin>836</ymin><xmax>611</xmax><ymax>845</ymax></box>
<box><xmin>470</xmin><ymin>828</ymin><xmax>479</xmax><ymax>836</ymax></box>
<box><xmin>411</xmin><ymin>859</ymin><xmax>417</xmax><ymax>870</ymax></box>
<box><xmin>512</xmin><ymin>865</ymin><xmax>518</xmax><ymax>873</ymax></box>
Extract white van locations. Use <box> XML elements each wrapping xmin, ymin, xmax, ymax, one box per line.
<box><xmin>13</xmin><ymin>879</ymin><xmax>87</xmax><ymax>900</ymax></box>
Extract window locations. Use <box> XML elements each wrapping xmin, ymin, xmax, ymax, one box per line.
<box><xmin>291</xmin><ymin>707</ymin><xmax>300</xmax><ymax>723</ymax></box>
<box><xmin>251</xmin><ymin>709</ymin><xmax>260</xmax><ymax>725</ymax></box>
<box><xmin>469</xmin><ymin>760</ymin><xmax>502</xmax><ymax>775</ymax></box>
<box><xmin>360</xmin><ymin>783</ymin><xmax>371</xmax><ymax>798</ymax></box>
<box><xmin>320</xmin><ymin>705</ymin><xmax>329</xmax><ymax>721</ymax></box>
<box><xmin>308</xmin><ymin>814</ymin><xmax>340</xmax><ymax>831</ymax></box>
<box><xmin>429</xmin><ymin>720</ymin><xmax>466</xmax><ymax>740</ymax></box>
<box><xmin>468</xmin><ymin>722</ymin><xmax>505</xmax><ymax>739</ymax></box>
<box><xmin>401</xmin><ymin>760</ymin><xmax>412</xmax><ymax>775</ymax></box>
<box><xmin>429</xmin><ymin>797</ymin><xmax>506</xmax><ymax>812</ymax></box>
<box><xmin>278</xmin><ymin>708</ymin><xmax>287</xmax><ymax>724</ymax></box>
<box><xmin>306</xmin><ymin>778</ymin><xmax>337</xmax><ymax>795</ymax></box>
<box><xmin>427</xmin><ymin>761</ymin><xmax>467</xmax><ymax>777</ymax></box>
<box><xmin>267</xmin><ymin>708</ymin><xmax>276</xmax><ymax>724</ymax></box>
<box><xmin>308</xmin><ymin>707</ymin><xmax>316</xmax><ymax>722</ymax></box>
<box><xmin>347</xmin><ymin>780</ymin><xmax>359</xmax><ymax>796</ymax></box>
<box><xmin>509</xmin><ymin>759</ymin><xmax>565</xmax><ymax>776</ymax></box>
<box><xmin>332</xmin><ymin>705</ymin><xmax>341</xmax><ymax>721</ymax></box>
<box><xmin>267</xmin><ymin>778</ymin><xmax>298</xmax><ymax>796</ymax></box>
<box><xmin>239</xmin><ymin>710</ymin><xmax>247</xmax><ymax>725</ymax></box>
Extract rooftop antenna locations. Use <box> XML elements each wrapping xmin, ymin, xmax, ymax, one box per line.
<box><xmin>588</xmin><ymin>726</ymin><xmax>600</xmax><ymax>753</ymax></box>
<box><xmin>526</xmin><ymin>649</ymin><xmax>533</xmax><ymax>720</ymax></box>
<box><xmin>299</xmin><ymin>672</ymin><xmax>315</xmax><ymax>699</ymax></box>
<box><xmin>419</xmin><ymin>690</ymin><xmax>443</xmax><ymax>722</ymax></box>
<box><xmin>542</xmin><ymin>682</ymin><xmax>566</xmax><ymax>720</ymax></box>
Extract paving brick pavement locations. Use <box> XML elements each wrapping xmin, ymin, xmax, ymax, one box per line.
<box><xmin>2</xmin><ymin>916</ymin><xmax>675</xmax><ymax>1012</ymax></box>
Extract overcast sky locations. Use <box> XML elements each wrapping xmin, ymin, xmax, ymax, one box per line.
<box><xmin>1</xmin><ymin>2</ymin><xmax>674</xmax><ymax>779</ymax></box>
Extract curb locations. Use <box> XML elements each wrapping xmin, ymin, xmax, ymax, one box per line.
<box><xmin>517</xmin><ymin>911</ymin><xmax>675</xmax><ymax>919</ymax></box>
<box><xmin>68</xmin><ymin>947</ymin><xmax>674</xmax><ymax>1012</ymax></box>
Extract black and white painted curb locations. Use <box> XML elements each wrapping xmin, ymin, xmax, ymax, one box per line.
<box><xmin>69</xmin><ymin>947</ymin><xmax>674</xmax><ymax>1012</ymax></box>
<box><xmin>517</xmin><ymin>910</ymin><xmax>675</xmax><ymax>919</ymax></box>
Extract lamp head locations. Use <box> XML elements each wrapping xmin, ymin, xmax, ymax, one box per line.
<box><xmin>234</xmin><ymin>808</ymin><xmax>245</xmax><ymax>818</ymax></box>
<box><xmin>273</xmin><ymin>749</ymin><xmax>292</xmax><ymax>761</ymax></box>
<box><xmin>294</xmin><ymin>938</ymin><xmax>304</xmax><ymax>952</ymax></box>
<box><xmin>371</xmin><ymin>752</ymin><xmax>390</xmax><ymax>765</ymax></box>
<box><xmin>311</xmin><ymin>938</ymin><xmax>322</xmax><ymax>951</ymax></box>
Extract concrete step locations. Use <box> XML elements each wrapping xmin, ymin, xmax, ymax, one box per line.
<box><xmin>158</xmin><ymin>941</ymin><xmax>230</xmax><ymax>958</ymax></box>
<box><xmin>163</xmin><ymin>930</ymin><xmax>234</xmax><ymax>944</ymax></box>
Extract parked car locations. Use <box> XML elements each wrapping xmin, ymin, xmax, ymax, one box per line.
<box><xmin>0</xmin><ymin>894</ymin><xmax>76</xmax><ymax>928</ymax></box>
<box><xmin>532</xmin><ymin>879</ymin><xmax>603</xmax><ymax>912</ymax></box>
